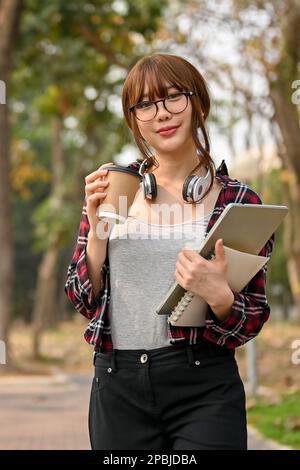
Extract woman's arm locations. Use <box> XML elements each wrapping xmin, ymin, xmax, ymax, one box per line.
<box><xmin>86</xmin><ymin>227</ymin><xmax>109</xmax><ymax>299</ymax></box>
<box><xmin>64</xmin><ymin>161</ymin><xmax>140</xmax><ymax>320</ymax></box>
<box><xmin>175</xmin><ymin>180</ymin><xmax>277</xmax><ymax>349</ymax></box>
<box><xmin>202</xmin><ymin>182</ymin><xmax>276</xmax><ymax>348</ymax></box>
<box><xmin>64</xmin><ymin>199</ymin><xmax>109</xmax><ymax>319</ymax></box>
<box><xmin>203</xmin><ymin>233</ymin><xmax>275</xmax><ymax>348</ymax></box>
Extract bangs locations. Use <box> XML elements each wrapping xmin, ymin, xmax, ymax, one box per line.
<box><xmin>129</xmin><ymin>58</ymin><xmax>189</xmax><ymax>105</ymax></box>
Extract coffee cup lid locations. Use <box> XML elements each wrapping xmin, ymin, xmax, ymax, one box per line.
<box><xmin>102</xmin><ymin>164</ymin><xmax>142</xmax><ymax>180</ymax></box>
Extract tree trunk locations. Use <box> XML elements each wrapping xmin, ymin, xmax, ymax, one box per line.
<box><xmin>31</xmin><ymin>246</ymin><xmax>60</xmax><ymax>358</ymax></box>
<box><xmin>285</xmin><ymin>182</ymin><xmax>300</xmax><ymax>317</ymax></box>
<box><xmin>32</xmin><ymin>118</ymin><xmax>65</xmax><ymax>359</ymax></box>
<box><xmin>270</xmin><ymin>87</ymin><xmax>300</xmax><ymax>317</ymax></box>
<box><xmin>0</xmin><ymin>0</ymin><xmax>23</xmax><ymax>367</ymax></box>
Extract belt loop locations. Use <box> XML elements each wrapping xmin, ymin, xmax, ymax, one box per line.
<box><xmin>93</xmin><ymin>350</ymin><xmax>97</xmax><ymax>366</ymax></box>
<box><xmin>185</xmin><ymin>343</ymin><xmax>195</xmax><ymax>367</ymax></box>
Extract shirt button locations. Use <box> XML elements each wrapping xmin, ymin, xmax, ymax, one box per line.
<box><xmin>140</xmin><ymin>354</ymin><xmax>148</xmax><ymax>364</ymax></box>
<box><xmin>195</xmin><ymin>360</ymin><xmax>201</xmax><ymax>366</ymax></box>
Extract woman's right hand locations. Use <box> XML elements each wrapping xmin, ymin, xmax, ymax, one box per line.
<box><xmin>85</xmin><ymin>162</ymin><xmax>114</xmax><ymax>235</ymax></box>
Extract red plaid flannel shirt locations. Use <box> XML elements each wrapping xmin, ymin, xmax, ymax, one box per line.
<box><xmin>64</xmin><ymin>159</ymin><xmax>275</xmax><ymax>352</ymax></box>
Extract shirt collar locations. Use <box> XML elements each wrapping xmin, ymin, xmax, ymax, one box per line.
<box><xmin>215</xmin><ymin>159</ymin><xmax>229</xmax><ymax>187</ymax></box>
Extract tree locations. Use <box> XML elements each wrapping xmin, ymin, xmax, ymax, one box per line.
<box><xmin>0</xmin><ymin>0</ymin><xmax>23</xmax><ymax>367</ymax></box>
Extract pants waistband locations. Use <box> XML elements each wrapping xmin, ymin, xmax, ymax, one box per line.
<box><xmin>93</xmin><ymin>341</ymin><xmax>234</xmax><ymax>371</ymax></box>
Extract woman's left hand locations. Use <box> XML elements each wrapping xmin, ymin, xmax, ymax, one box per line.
<box><xmin>174</xmin><ymin>238</ymin><xmax>234</xmax><ymax>319</ymax></box>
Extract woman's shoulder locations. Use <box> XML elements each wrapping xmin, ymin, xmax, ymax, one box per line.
<box><xmin>223</xmin><ymin>175</ymin><xmax>263</xmax><ymax>205</ymax></box>
<box><xmin>216</xmin><ymin>159</ymin><xmax>263</xmax><ymax>205</ymax></box>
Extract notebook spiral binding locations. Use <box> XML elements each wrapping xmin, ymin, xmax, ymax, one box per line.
<box><xmin>167</xmin><ymin>291</ymin><xmax>194</xmax><ymax>324</ymax></box>
<box><xmin>167</xmin><ymin>250</ymin><xmax>215</xmax><ymax>324</ymax></box>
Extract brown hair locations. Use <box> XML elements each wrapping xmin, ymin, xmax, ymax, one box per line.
<box><xmin>121</xmin><ymin>53</ymin><xmax>216</xmax><ymax>201</ymax></box>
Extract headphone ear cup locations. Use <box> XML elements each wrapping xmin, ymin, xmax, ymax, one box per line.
<box><xmin>183</xmin><ymin>170</ymin><xmax>212</xmax><ymax>203</ymax></box>
<box><xmin>182</xmin><ymin>175</ymin><xmax>196</xmax><ymax>202</ymax></box>
<box><xmin>142</xmin><ymin>172</ymin><xmax>157</xmax><ymax>199</ymax></box>
<box><xmin>148</xmin><ymin>173</ymin><xmax>157</xmax><ymax>199</ymax></box>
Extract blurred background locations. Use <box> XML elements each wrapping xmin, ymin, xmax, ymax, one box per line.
<box><xmin>0</xmin><ymin>0</ymin><xmax>299</xmax><ymax>450</ymax></box>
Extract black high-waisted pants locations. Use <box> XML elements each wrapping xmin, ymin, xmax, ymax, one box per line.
<box><xmin>88</xmin><ymin>340</ymin><xmax>247</xmax><ymax>450</ymax></box>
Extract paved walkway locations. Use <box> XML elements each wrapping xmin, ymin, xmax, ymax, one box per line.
<box><xmin>0</xmin><ymin>372</ymin><xmax>287</xmax><ymax>450</ymax></box>
<box><xmin>0</xmin><ymin>372</ymin><xmax>91</xmax><ymax>450</ymax></box>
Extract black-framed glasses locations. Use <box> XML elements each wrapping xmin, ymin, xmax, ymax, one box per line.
<box><xmin>129</xmin><ymin>91</ymin><xmax>194</xmax><ymax>122</ymax></box>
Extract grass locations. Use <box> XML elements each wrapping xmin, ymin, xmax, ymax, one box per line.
<box><xmin>235</xmin><ymin>318</ymin><xmax>300</xmax><ymax>449</ymax></box>
<box><xmin>247</xmin><ymin>391</ymin><xmax>300</xmax><ymax>449</ymax></box>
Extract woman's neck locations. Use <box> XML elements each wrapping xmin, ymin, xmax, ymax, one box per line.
<box><xmin>151</xmin><ymin>156</ymin><xmax>206</xmax><ymax>185</ymax></box>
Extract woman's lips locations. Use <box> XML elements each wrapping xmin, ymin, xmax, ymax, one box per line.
<box><xmin>157</xmin><ymin>126</ymin><xmax>179</xmax><ymax>136</ymax></box>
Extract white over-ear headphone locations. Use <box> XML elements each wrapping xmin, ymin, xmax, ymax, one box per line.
<box><xmin>138</xmin><ymin>155</ymin><xmax>212</xmax><ymax>203</ymax></box>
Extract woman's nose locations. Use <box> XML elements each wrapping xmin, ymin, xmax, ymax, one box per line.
<box><xmin>156</xmin><ymin>100</ymin><xmax>171</xmax><ymax>118</ymax></box>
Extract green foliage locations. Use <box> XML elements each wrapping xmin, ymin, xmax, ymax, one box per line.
<box><xmin>248</xmin><ymin>391</ymin><xmax>300</xmax><ymax>449</ymax></box>
<box><xmin>31</xmin><ymin>196</ymin><xmax>80</xmax><ymax>252</ymax></box>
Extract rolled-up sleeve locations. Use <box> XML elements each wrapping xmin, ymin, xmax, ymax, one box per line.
<box><xmin>64</xmin><ymin>199</ymin><xmax>107</xmax><ymax>319</ymax></box>
<box><xmin>203</xmin><ymin>183</ymin><xmax>276</xmax><ymax>349</ymax></box>
<box><xmin>203</xmin><ymin>232</ymin><xmax>275</xmax><ymax>348</ymax></box>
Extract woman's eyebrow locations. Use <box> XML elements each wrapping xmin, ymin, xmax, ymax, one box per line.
<box><xmin>141</xmin><ymin>85</ymin><xmax>178</xmax><ymax>99</ymax></box>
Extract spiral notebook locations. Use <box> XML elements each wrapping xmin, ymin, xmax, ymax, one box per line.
<box><xmin>155</xmin><ymin>203</ymin><xmax>288</xmax><ymax>326</ymax></box>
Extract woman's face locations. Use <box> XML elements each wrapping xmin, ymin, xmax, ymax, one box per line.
<box><xmin>135</xmin><ymin>82</ymin><xmax>194</xmax><ymax>154</ymax></box>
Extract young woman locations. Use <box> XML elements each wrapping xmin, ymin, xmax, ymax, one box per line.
<box><xmin>64</xmin><ymin>53</ymin><xmax>275</xmax><ymax>450</ymax></box>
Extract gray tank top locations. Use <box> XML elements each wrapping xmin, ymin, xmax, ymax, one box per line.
<box><xmin>108</xmin><ymin>212</ymin><xmax>212</xmax><ymax>350</ymax></box>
